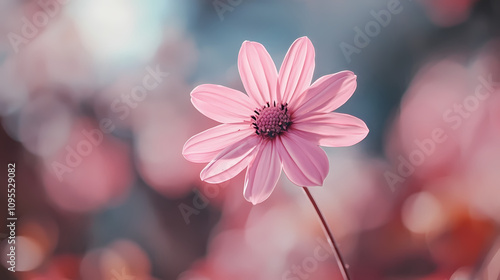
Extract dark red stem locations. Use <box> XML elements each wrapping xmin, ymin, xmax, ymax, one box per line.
<box><xmin>303</xmin><ymin>187</ymin><xmax>352</xmax><ymax>280</ymax></box>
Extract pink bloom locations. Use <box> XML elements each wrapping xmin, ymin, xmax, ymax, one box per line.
<box><xmin>183</xmin><ymin>37</ymin><xmax>368</xmax><ymax>204</ymax></box>
<box><xmin>419</xmin><ymin>0</ymin><xmax>479</xmax><ymax>27</ymax></box>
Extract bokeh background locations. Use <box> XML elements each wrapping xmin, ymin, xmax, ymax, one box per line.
<box><xmin>1</xmin><ymin>0</ymin><xmax>500</xmax><ymax>279</ymax></box>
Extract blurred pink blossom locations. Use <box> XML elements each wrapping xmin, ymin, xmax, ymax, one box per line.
<box><xmin>179</xmin><ymin>198</ymin><xmax>343</xmax><ymax>280</ymax></box>
<box><xmin>42</xmin><ymin>118</ymin><xmax>133</xmax><ymax>213</ymax></box>
<box><xmin>19</xmin><ymin>254</ymin><xmax>81</xmax><ymax>280</ymax></box>
<box><xmin>382</xmin><ymin>46</ymin><xmax>500</xmax><ymax>278</ymax></box>
<box><xmin>418</xmin><ymin>0</ymin><xmax>479</xmax><ymax>27</ymax></box>
<box><xmin>80</xmin><ymin>239</ymin><xmax>155</xmax><ymax>280</ymax></box>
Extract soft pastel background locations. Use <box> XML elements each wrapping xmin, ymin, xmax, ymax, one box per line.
<box><xmin>0</xmin><ymin>0</ymin><xmax>499</xmax><ymax>279</ymax></box>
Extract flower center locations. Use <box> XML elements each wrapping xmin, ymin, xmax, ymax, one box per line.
<box><xmin>251</xmin><ymin>102</ymin><xmax>292</xmax><ymax>138</ymax></box>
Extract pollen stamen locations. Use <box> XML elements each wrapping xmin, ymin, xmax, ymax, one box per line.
<box><xmin>251</xmin><ymin>102</ymin><xmax>292</xmax><ymax>139</ymax></box>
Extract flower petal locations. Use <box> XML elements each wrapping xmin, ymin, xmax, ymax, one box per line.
<box><xmin>279</xmin><ymin>36</ymin><xmax>315</xmax><ymax>104</ymax></box>
<box><xmin>183</xmin><ymin>123</ymin><xmax>254</xmax><ymax>163</ymax></box>
<box><xmin>191</xmin><ymin>84</ymin><xmax>256</xmax><ymax>123</ymax></box>
<box><xmin>238</xmin><ymin>41</ymin><xmax>278</xmax><ymax>105</ymax></box>
<box><xmin>200</xmin><ymin>135</ymin><xmax>260</xmax><ymax>183</ymax></box>
<box><xmin>244</xmin><ymin>140</ymin><xmax>282</xmax><ymax>205</ymax></box>
<box><xmin>291</xmin><ymin>71</ymin><xmax>357</xmax><ymax>118</ymax></box>
<box><xmin>293</xmin><ymin>113</ymin><xmax>369</xmax><ymax>147</ymax></box>
<box><xmin>277</xmin><ymin>133</ymin><xmax>329</xmax><ymax>186</ymax></box>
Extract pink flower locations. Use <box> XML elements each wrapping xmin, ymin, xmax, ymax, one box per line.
<box><xmin>183</xmin><ymin>37</ymin><xmax>368</xmax><ymax>204</ymax></box>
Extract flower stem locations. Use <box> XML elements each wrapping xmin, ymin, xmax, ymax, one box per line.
<box><xmin>303</xmin><ymin>187</ymin><xmax>352</xmax><ymax>280</ymax></box>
